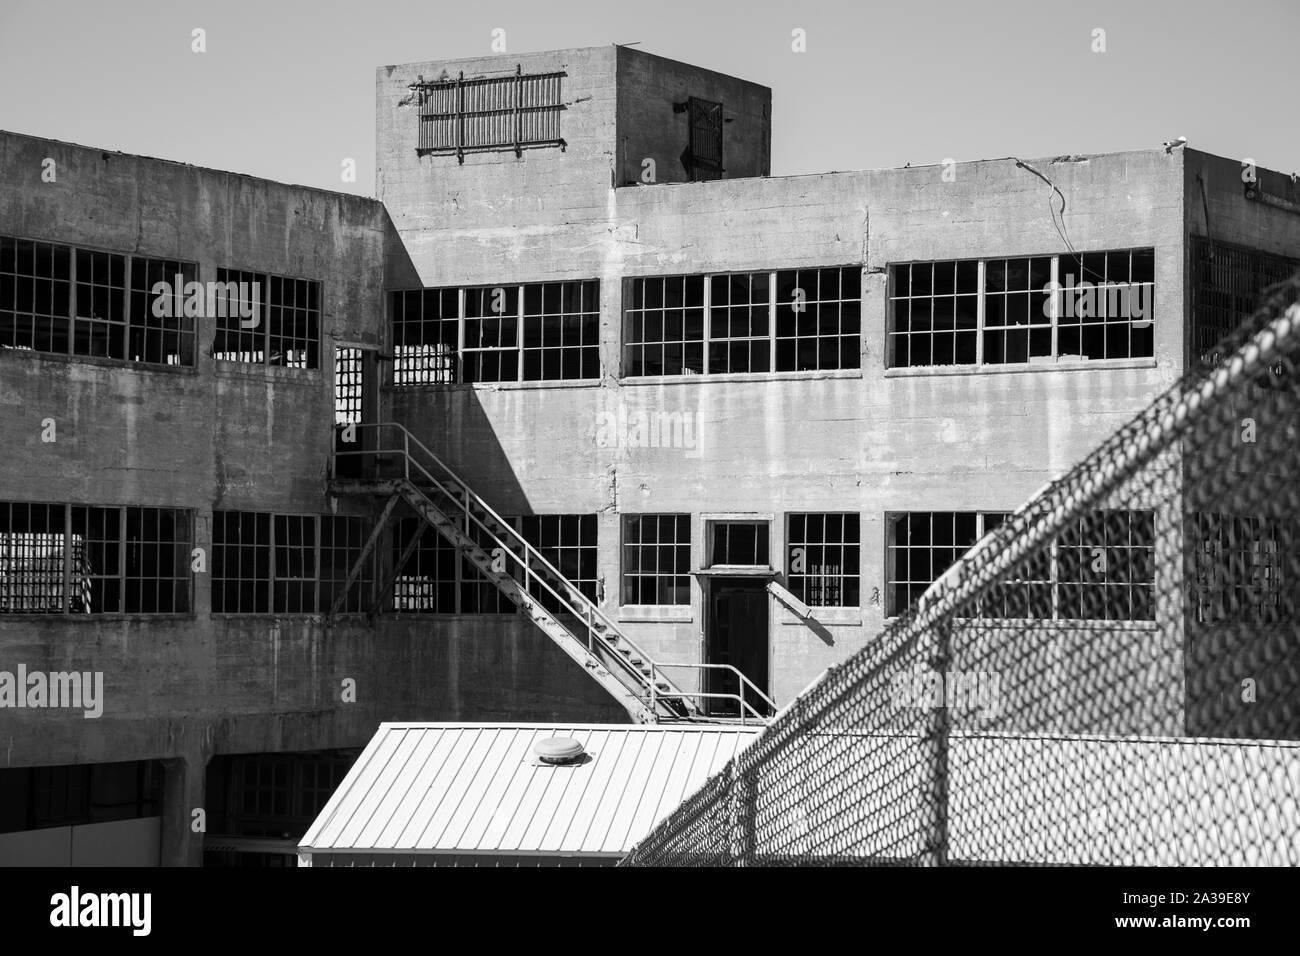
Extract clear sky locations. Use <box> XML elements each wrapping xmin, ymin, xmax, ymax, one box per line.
<box><xmin>1</xmin><ymin>0</ymin><xmax>1295</xmax><ymax>196</ymax></box>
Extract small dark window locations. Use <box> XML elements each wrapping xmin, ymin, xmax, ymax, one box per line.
<box><xmin>709</xmin><ymin>521</ymin><xmax>769</xmax><ymax>567</ymax></box>
<box><xmin>688</xmin><ymin>97</ymin><xmax>723</xmax><ymax>181</ymax></box>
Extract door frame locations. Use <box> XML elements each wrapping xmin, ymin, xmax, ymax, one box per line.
<box><xmin>701</xmin><ymin>572</ymin><xmax>774</xmax><ymax>717</ymax></box>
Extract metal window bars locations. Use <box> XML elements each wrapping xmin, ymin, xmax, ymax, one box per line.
<box><xmin>414</xmin><ymin>66</ymin><xmax>566</xmax><ymax>163</ymax></box>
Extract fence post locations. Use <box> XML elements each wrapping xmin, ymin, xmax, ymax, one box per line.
<box><xmin>727</xmin><ymin>761</ymin><xmax>756</xmax><ymax>866</ymax></box>
<box><xmin>924</xmin><ymin>617</ymin><xmax>951</xmax><ymax>866</ymax></box>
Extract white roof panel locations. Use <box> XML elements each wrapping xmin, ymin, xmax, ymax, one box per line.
<box><xmin>300</xmin><ymin>722</ymin><xmax>760</xmax><ymax>857</ymax></box>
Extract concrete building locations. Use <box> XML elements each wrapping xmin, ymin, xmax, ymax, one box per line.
<box><xmin>2</xmin><ymin>44</ymin><xmax>1298</xmax><ymax>865</ymax></box>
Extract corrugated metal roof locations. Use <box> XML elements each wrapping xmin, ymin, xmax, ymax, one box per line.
<box><xmin>300</xmin><ymin>723</ymin><xmax>760</xmax><ymax>857</ymax></box>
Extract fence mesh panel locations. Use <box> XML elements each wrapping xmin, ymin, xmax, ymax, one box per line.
<box><xmin>623</xmin><ymin>269</ymin><xmax>1300</xmax><ymax>867</ymax></box>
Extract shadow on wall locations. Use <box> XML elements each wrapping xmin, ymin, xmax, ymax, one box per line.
<box><xmin>381</xmin><ymin>211</ymin><xmax>533</xmax><ymax>513</ymax></box>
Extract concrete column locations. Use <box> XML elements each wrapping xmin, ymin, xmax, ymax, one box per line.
<box><xmin>160</xmin><ymin>747</ymin><xmax>208</xmax><ymax>866</ymax></box>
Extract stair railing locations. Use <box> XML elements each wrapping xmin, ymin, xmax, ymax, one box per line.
<box><xmin>334</xmin><ymin>423</ymin><xmax>773</xmax><ymax>723</ymax></box>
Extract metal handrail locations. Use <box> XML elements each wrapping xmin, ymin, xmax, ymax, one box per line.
<box><xmin>337</xmin><ymin>423</ymin><xmax>760</xmax><ymax>717</ymax></box>
<box><xmin>655</xmin><ymin>660</ymin><xmax>778</xmax><ymax>718</ymax></box>
<box><xmin>344</xmin><ymin>442</ymin><xmax>655</xmax><ymax>695</ymax></box>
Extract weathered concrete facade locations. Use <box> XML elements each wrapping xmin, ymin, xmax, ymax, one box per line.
<box><xmin>3</xmin><ymin>45</ymin><xmax>1299</xmax><ymax>864</ymax></box>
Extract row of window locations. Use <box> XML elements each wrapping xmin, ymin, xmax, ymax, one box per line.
<box><xmin>0</xmin><ymin>239</ymin><xmax>1190</xmax><ymax>379</ymax></box>
<box><xmin>389</xmin><ymin>249</ymin><xmax>1159</xmax><ymax>384</ymax></box>
<box><xmin>0</xmin><ymin>504</ymin><xmax>368</xmax><ymax>615</ymax></box>
<box><xmin>4</xmin><ymin>503</ymin><xmax>1289</xmax><ymax>624</ymax></box>
<box><xmin>0</xmin><ymin>234</ymin><xmax>321</xmax><ymax>369</ymax></box>
<box><xmin>392</xmin><ymin>281</ymin><xmax>600</xmax><ymax>385</ymax></box>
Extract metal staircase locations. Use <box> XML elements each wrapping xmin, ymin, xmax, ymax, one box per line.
<box><xmin>331</xmin><ymin>422</ymin><xmax>774</xmax><ymax>725</ymax></box>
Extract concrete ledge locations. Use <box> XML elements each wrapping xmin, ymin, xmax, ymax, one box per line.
<box><xmin>883</xmin><ymin>357</ymin><xmax>1159</xmax><ymax>378</ymax></box>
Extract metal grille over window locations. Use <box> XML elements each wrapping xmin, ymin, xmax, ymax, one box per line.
<box><xmin>687</xmin><ymin>97</ymin><xmax>723</xmax><ymax>181</ymax></box>
<box><xmin>415</xmin><ymin>67</ymin><xmax>566</xmax><ymax>162</ymax></box>
<box><xmin>622</xmin><ymin>265</ymin><xmax>1300</xmax><ymax>867</ymax></box>
<box><xmin>1190</xmin><ymin>237</ymin><xmax>1299</xmax><ymax>370</ymax></box>
<box><xmin>334</xmin><ymin>348</ymin><xmax>362</xmax><ymax>425</ymax></box>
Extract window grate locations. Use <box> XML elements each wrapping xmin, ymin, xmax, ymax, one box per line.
<box><xmin>416</xmin><ymin>68</ymin><xmax>566</xmax><ymax>161</ymax></box>
<box><xmin>687</xmin><ymin>97</ymin><xmax>723</xmax><ymax>181</ymax></box>
<box><xmin>1190</xmin><ymin>237</ymin><xmax>1299</xmax><ymax>367</ymax></box>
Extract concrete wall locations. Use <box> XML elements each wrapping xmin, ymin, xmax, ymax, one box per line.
<box><xmin>376</xmin><ymin>47</ymin><xmax>620</xmax><ymax>286</ymax></box>
<box><xmin>1180</xmin><ymin>149</ymin><xmax>1300</xmax><ymax>738</ymax></box>
<box><xmin>0</xmin><ymin>131</ymin><xmax>629</xmax><ymax>864</ymax></box>
<box><xmin>386</xmin><ymin>147</ymin><xmax>1190</xmax><ymax>717</ymax></box>
<box><xmin>615</xmin><ymin>46</ymin><xmax>770</xmax><ymax>186</ymax></box>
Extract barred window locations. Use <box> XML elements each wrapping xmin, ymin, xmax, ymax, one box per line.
<box><xmin>687</xmin><ymin>96</ymin><xmax>723</xmax><ymax>181</ymax></box>
<box><xmin>392</xmin><ymin>281</ymin><xmax>599</xmax><ymax>385</ymax></box>
<box><xmin>625</xmin><ymin>267</ymin><xmax>860</xmax><ymax>377</ymax></box>
<box><xmin>886</xmin><ymin>510</ymin><xmax>1154</xmax><ymax>621</ymax></box>
<box><xmin>0</xmin><ymin>502</ymin><xmax>190</xmax><ymax>614</ymax></box>
<box><xmin>888</xmin><ymin>249</ymin><xmax>1155</xmax><ymax>367</ymax></box>
<box><xmin>622</xmin><ymin>514</ymin><xmax>691</xmax><ymax>606</ymax></box>
<box><xmin>1190</xmin><ymin>238</ymin><xmax>1300</xmax><ymax>368</ymax></box>
<box><xmin>213</xmin><ymin>511</ymin><xmax>370</xmax><ymax>614</ymax></box>
<box><xmin>416</xmin><ymin>69</ymin><xmax>565</xmax><ymax>160</ymax></box>
<box><xmin>786</xmin><ymin>513</ymin><xmax>860</xmax><ymax>608</ymax></box>
<box><xmin>1192</xmin><ymin>513</ymin><xmax>1297</xmax><ymax>624</ymax></box>
<box><xmin>213</xmin><ymin>268</ymin><xmax>320</xmax><ymax>368</ymax></box>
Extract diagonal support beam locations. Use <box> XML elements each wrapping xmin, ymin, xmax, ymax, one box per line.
<box><xmin>368</xmin><ymin>516</ymin><xmax>425</xmax><ymax>621</ymax></box>
<box><xmin>329</xmin><ymin>493</ymin><xmax>400</xmax><ymax>617</ymax></box>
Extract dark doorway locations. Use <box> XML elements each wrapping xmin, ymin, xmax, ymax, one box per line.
<box><xmin>333</xmin><ymin>346</ymin><xmax>377</xmax><ymax>478</ymax></box>
<box><xmin>705</xmin><ymin>576</ymin><xmax>770</xmax><ymax>717</ymax></box>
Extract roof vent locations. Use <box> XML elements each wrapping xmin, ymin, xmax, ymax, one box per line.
<box><xmin>534</xmin><ymin>737</ymin><xmax>585</xmax><ymax>765</ymax></box>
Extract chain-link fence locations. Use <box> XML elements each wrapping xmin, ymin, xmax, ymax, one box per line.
<box><xmin>623</xmin><ymin>269</ymin><xmax>1300</xmax><ymax>867</ymax></box>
